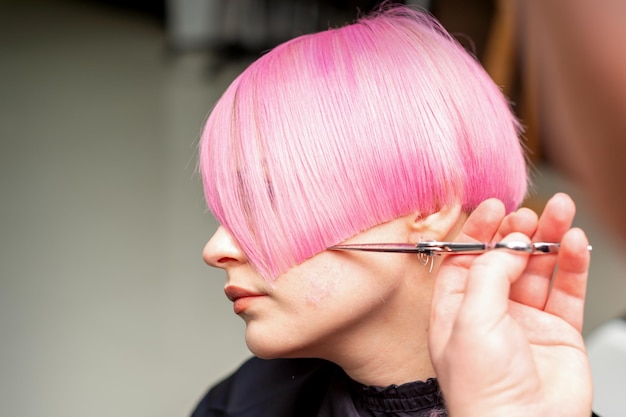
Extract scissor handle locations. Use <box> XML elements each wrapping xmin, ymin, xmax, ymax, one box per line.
<box><xmin>421</xmin><ymin>241</ymin><xmax>562</xmax><ymax>255</ymax></box>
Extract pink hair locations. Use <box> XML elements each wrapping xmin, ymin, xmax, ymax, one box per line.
<box><xmin>199</xmin><ymin>6</ymin><xmax>528</xmax><ymax>279</ymax></box>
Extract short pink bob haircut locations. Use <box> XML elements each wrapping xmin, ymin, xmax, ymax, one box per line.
<box><xmin>200</xmin><ymin>5</ymin><xmax>528</xmax><ymax>280</ymax></box>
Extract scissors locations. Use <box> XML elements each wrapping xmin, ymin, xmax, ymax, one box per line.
<box><xmin>328</xmin><ymin>241</ymin><xmax>593</xmax><ymax>256</ymax></box>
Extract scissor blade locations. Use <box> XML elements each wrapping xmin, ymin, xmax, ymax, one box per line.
<box><xmin>328</xmin><ymin>243</ymin><xmax>420</xmax><ymax>253</ymax></box>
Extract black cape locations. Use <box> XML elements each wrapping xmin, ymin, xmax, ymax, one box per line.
<box><xmin>191</xmin><ymin>357</ymin><xmax>446</xmax><ymax>417</ymax></box>
<box><xmin>191</xmin><ymin>357</ymin><xmax>600</xmax><ymax>417</ymax></box>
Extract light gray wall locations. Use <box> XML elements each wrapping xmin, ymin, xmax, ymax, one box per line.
<box><xmin>166</xmin><ymin>0</ymin><xmax>222</xmax><ymax>50</ymax></box>
<box><xmin>0</xmin><ymin>2</ymin><xmax>250</xmax><ymax>416</ymax></box>
<box><xmin>1</xmin><ymin>1</ymin><xmax>624</xmax><ymax>417</ymax></box>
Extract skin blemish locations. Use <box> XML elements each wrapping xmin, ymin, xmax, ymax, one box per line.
<box><xmin>304</xmin><ymin>263</ymin><xmax>342</xmax><ymax>306</ymax></box>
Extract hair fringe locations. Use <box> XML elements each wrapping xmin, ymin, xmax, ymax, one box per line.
<box><xmin>200</xmin><ymin>4</ymin><xmax>527</xmax><ymax>279</ymax></box>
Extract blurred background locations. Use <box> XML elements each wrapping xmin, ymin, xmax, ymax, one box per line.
<box><xmin>1</xmin><ymin>0</ymin><xmax>625</xmax><ymax>416</ymax></box>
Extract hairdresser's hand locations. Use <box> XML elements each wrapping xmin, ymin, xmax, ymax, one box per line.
<box><xmin>429</xmin><ymin>194</ymin><xmax>592</xmax><ymax>417</ymax></box>
<box><xmin>496</xmin><ymin>193</ymin><xmax>584</xmax><ymax>317</ymax></box>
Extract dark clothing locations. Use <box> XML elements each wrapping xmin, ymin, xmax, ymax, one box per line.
<box><xmin>191</xmin><ymin>357</ymin><xmax>446</xmax><ymax>417</ymax></box>
<box><xmin>191</xmin><ymin>356</ymin><xmax>599</xmax><ymax>417</ymax></box>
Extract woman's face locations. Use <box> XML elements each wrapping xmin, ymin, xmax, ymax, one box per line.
<box><xmin>203</xmin><ymin>215</ymin><xmax>433</xmax><ymax>362</ymax></box>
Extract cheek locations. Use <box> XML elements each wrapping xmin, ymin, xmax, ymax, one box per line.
<box><xmin>296</xmin><ymin>262</ymin><xmax>345</xmax><ymax>307</ymax></box>
<box><xmin>305</xmin><ymin>275</ymin><xmax>337</xmax><ymax>305</ymax></box>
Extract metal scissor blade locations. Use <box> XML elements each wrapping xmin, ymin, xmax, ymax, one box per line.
<box><xmin>328</xmin><ymin>242</ymin><xmax>489</xmax><ymax>254</ymax></box>
<box><xmin>328</xmin><ymin>243</ymin><xmax>422</xmax><ymax>253</ymax></box>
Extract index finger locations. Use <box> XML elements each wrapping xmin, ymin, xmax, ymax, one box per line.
<box><xmin>430</xmin><ymin>198</ymin><xmax>506</xmax><ymax>352</ymax></box>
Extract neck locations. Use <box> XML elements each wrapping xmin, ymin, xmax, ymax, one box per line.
<box><xmin>322</xmin><ymin>270</ymin><xmax>436</xmax><ymax>387</ymax></box>
<box><xmin>339</xmin><ymin>330</ymin><xmax>435</xmax><ymax>387</ymax></box>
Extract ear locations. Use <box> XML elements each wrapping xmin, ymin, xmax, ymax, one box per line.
<box><xmin>408</xmin><ymin>201</ymin><xmax>464</xmax><ymax>243</ymax></box>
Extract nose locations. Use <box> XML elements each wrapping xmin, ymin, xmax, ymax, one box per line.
<box><xmin>202</xmin><ymin>226</ymin><xmax>247</xmax><ymax>268</ymax></box>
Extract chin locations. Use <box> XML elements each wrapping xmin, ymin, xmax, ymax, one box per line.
<box><xmin>245</xmin><ymin>328</ymin><xmax>316</xmax><ymax>360</ymax></box>
<box><xmin>246</xmin><ymin>338</ymin><xmax>306</xmax><ymax>359</ymax></box>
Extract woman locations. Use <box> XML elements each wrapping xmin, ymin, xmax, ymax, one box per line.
<box><xmin>194</xmin><ymin>5</ymin><xmax>593</xmax><ymax>417</ymax></box>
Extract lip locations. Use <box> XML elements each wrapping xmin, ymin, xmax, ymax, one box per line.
<box><xmin>224</xmin><ymin>285</ymin><xmax>266</xmax><ymax>314</ymax></box>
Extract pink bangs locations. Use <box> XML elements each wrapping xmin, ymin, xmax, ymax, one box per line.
<box><xmin>200</xmin><ymin>6</ymin><xmax>527</xmax><ymax>279</ymax></box>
